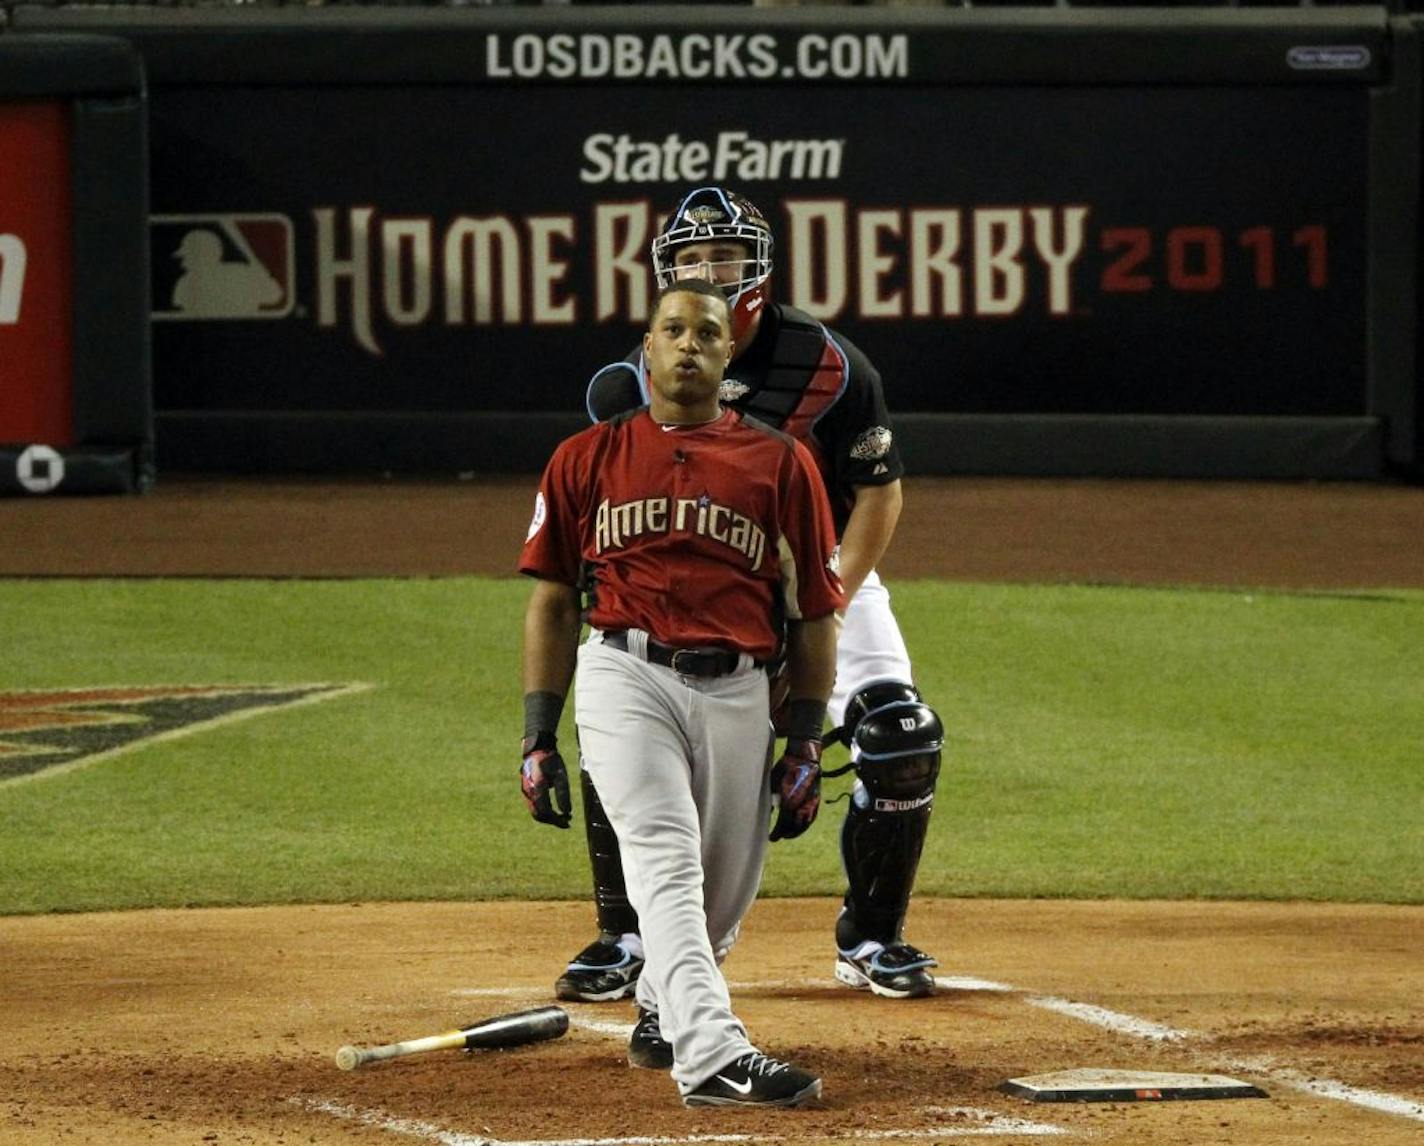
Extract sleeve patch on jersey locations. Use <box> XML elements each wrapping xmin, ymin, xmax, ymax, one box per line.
<box><xmin>526</xmin><ymin>491</ymin><xmax>547</xmax><ymax>541</ymax></box>
<box><xmin>850</xmin><ymin>426</ymin><xmax>893</xmax><ymax>461</ymax></box>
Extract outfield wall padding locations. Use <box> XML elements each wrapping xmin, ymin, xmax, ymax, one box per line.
<box><xmin>0</xmin><ymin>34</ymin><xmax>152</xmax><ymax>495</ymax></box>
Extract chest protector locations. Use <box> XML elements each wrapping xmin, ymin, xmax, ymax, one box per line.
<box><xmin>729</xmin><ymin>306</ymin><xmax>848</xmax><ymax>457</ymax></box>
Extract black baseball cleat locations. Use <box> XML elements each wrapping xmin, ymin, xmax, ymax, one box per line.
<box><xmin>683</xmin><ymin>1052</ymin><xmax>822</xmax><ymax>1108</ymax></box>
<box><xmin>555</xmin><ymin>936</ymin><xmax>644</xmax><ymax>1002</ymax></box>
<box><xmin>628</xmin><ymin>1007</ymin><xmax>673</xmax><ymax>1070</ymax></box>
<box><xmin>834</xmin><ymin>939</ymin><xmax>938</xmax><ymax>999</ymax></box>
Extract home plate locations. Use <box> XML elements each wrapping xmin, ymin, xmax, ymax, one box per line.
<box><xmin>1001</xmin><ymin>1068</ymin><xmax>1268</xmax><ymax>1102</ymax></box>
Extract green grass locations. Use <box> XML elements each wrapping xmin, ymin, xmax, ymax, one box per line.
<box><xmin>2</xmin><ymin>578</ymin><xmax>1421</xmax><ymax>914</ymax></box>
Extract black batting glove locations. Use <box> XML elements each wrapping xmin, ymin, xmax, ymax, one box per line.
<box><xmin>769</xmin><ymin>737</ymin><xmax>822</xmax><ymax>842</ymax></box>
<box><xmin>520</xmin><ymin>732</ymin><xmax>571</xmax><ymax>829</ymax></box>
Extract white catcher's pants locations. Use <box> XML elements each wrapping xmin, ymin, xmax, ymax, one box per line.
<box><xmin>574</xmin><ymin>634</ymin><xmax>772</xmax><ymax>1093</ymax></box>
<box><xmin>829</xmin><ymin>569</ymin><xmax>915</xmax><ymax>729</ymax></box>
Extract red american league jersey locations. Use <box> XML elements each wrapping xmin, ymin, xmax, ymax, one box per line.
<box><xmin>585</xmin><ymin>303</ymin><xmax>904</xmax><ymax>536</ymax></box>
<box><xmin>520</xmin><ymin>408</ymin><xmax>844</xmax><ymax>661</ymax></box>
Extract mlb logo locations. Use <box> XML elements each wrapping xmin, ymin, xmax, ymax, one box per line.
<box><xmin>150</xmin><ymin>214</ymin><xmax>294</xmax><ymax>321</ymax></box>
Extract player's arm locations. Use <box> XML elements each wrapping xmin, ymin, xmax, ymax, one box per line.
<box><xmin>769</xmin><ymin>612</ymin><xmax>838</xmax><ymax>843</ymax></box>
<box><xmin>837</xmin><ymin>479</ymin><xmax>903</xmax><ymax>605</ymax></box>
<box><xmin>523</xmin><ymin>577</ymin><xmax>581</xmax><ymax>699</ymax></box>
<box><xmin>519</xmin><ymin>577</ymin><xmax>581</xmax><ymax>829</ymax></box>
<box><xmin>519</xmin><ymin>452</ymin><xmax>585</xmax><ymax>699</ymax></box>
<box><xmin>819</xmin><ymin>332</ymin><xmax>905</xmax><ymax>602</ymax></box>
<box><xmin>784</xmin><ymin>613</ymin><xmax>838</xmax><ymax>711</ymax></box>
<box><xmin>517</xmin><ymin>446</ymin><xmax>584</xmax><ymax>831</ymax></box>
<box><xmin>768</xmin><ymin>439</ymin><xmax>845</xmax><ymax>842</ymax></box>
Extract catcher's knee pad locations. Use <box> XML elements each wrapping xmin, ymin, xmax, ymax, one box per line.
<box><xmin>836</xmin><ymin>682</ymin><xmax>944</xmax><ymax>943</ymax></box>
<box><xmin>849</xmin><ymin>681</ymin><xmax>942</xmax><ymax>807</ymax></box>
<box><xmin>581</xmin><ymin>769</ymin><xmax>638</xmax><ymax>936</ymax></box>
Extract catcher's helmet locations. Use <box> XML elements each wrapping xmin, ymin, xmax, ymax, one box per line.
<box><xmin>652</xmin><ymin>187</ymin><xmax>773</xmax><ymax>344</ymax></box>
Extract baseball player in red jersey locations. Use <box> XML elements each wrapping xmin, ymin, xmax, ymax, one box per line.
<box><xmin>520</xmin><ymin>278</ymin><xmax>842</xmax><ymax>1107</ymax></box>
<box><xmin>560</xmin><ymin>187</ymin><xmax>946</xmax><ymax>1007</ymax></box>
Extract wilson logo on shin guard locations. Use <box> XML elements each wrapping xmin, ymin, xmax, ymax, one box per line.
<box><xmin>872</xmin><ymin>792</ymin><xmax>934</xmax><ymax>813</ymax></box>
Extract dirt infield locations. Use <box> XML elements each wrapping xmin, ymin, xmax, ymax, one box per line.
<box><xmin>3</xmin><ymin>899</ymin><xmax>1421</xmax><ymax>1144</ymax></box>
<box><xmin>3</xmin><ymin>476</ymin><xmax>1423</xmax><ymax>1144</ymax></box>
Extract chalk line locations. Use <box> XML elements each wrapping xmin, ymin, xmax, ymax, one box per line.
<box><xmin>292</xmin><ymin>1098</ymin><xmax>1066</xmax><ymax>1143</ymax></box>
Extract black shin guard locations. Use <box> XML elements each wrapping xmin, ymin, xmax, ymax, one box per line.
<box><xmin>832</xmin><ymin>681</ymin><xmax>944</xmax><ymax>947</ymax></box>
<box><xmin>581</xmin><ymin>769</ymin><xmax>638</xmax><ymax>937</ymax></box>
<box><xmin>838</xmin><ymin>798</ymin><xmax>933</xmax><ymax>945</ymax></box>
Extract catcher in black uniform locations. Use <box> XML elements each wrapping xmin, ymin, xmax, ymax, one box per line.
<box><xmin>562</xmin><ymin>187</ymin><xmax>946</xmax><ymax>1016</ymax></box>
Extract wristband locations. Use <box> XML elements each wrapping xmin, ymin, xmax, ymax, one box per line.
<box><xmin>784</xmin><ymin>698</ymin><xmax>827</xmax><ymax>744</ymax></box>
<box><xmin>523</xmin><ymin>690</ymin><xmax>565</xmax><ymax>742</ymax></box>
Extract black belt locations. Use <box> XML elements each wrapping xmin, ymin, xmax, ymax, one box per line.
<box><xmin>601</xmin><ymin>630</ymin><xmax>747</xmax><ymax>678</ymax></box>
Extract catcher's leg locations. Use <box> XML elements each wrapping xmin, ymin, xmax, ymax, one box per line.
<box><xmin>832</xmin><ymin>681</ymin><xmax>944</xmax><ymax>999</ymax></box>
<box><xmin>555</xmin><ymin>768</ymin><xmax>644</xmax><ymax>1003</ymax></box>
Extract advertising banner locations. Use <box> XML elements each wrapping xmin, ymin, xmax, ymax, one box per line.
<box><xmin>147</xmin><ymin>81</ymin><xmax>1368</xmax><ymax>419</ymax></box>
<box><xmin>0</xmin><ymin>101</ymin><xmax>74</xmax><ymax>447</ymax></box>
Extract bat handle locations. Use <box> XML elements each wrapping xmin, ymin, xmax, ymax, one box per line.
<box><xmin>335</xmin><ymin>1031</ymin><xmax>463</xmax><ymax>1070</ymax></box>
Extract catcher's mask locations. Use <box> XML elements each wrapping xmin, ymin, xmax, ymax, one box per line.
<box><xmin>652</xmin><ymin>186</ymin><xmax>773</xmax><ymax>345</ymax></box>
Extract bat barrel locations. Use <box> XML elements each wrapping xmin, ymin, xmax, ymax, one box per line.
<box><xmin>462</xmin><ymin>1006</ymin><xmax>569</xmax><ymax>1050</ymax></box>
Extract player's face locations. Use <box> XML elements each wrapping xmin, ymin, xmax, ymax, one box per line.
<box><xmin>671</xmin><ymin>240</ymin><xmax>754</xmax><ymax>293</ymax></box>
<box><xmin>643</xmin><ymin>290</ymin><xmax>734</xmax><ymax>421</ymax></box>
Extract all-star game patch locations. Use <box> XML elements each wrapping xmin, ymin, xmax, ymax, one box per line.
<box><xmin>0</xmin><ymin>684</ymin><xmax>370</xmax><ymax>783</ymax></box>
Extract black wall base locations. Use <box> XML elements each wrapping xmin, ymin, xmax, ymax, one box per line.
<box><xmin>1</xmin><ymin>443</ymin><xmax>155</xmax><ymax>495</ymax></box>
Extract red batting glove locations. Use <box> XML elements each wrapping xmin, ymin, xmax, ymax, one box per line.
<box><xmin>769</xmin><ymin>737</ymin><xmax>822</xmax><ymax>842</ymax></box>
<box><xmin>520</xmin><ymin>735</ymin><xmax>572</xmax><ymax>829</ymax></box>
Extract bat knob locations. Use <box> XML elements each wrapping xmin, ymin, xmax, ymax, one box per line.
<box><xmin>335</xmin><ymin>1045</ymin><xmax>362</xmax><ymax>1071</ymax></box>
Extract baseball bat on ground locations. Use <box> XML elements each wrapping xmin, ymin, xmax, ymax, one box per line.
<box><xmin>334</xmin><ymin>1005</ymin><xmax>568</xmax><ymax>1070</ymax></box>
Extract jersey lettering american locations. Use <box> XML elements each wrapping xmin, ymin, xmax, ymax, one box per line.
<box><xmin>521</xmin><ymin>408</ymin><xmax>844</xmax><ymax>660</ymax></box>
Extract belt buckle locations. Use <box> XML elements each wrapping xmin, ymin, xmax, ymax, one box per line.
<box><xmin>670</xmin><ymin>648</ymin><xmax>703</xmax><ymax>675</ymax></box>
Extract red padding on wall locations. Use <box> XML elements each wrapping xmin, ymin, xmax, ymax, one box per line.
<box><xmin>0</xmin><ymin>101</ymin><xmax>74</xmax><ymax>448</ymax></box>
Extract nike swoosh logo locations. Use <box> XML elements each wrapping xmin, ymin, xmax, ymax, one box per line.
<box><xmin>715</xmin><ymin>1074</ymin><xmax>753</xmax><ymax>1095</ymax></box>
